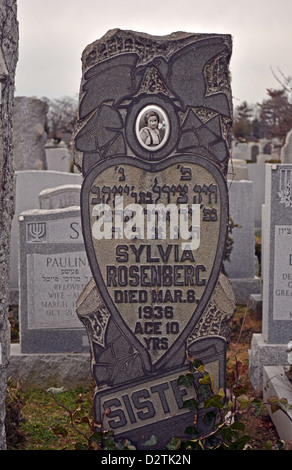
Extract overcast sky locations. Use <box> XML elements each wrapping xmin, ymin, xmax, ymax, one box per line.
<box><xmin>15</xmin><ymin>0</ymin><xmax>292</xmax><ymax>108</ymax></box>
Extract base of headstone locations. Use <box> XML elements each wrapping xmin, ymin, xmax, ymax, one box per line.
<box><xmin>249</xmin><ymin>334</ymin><xmax>288</xmax><ymax>393</ymax></box>
<box><xmin>7</xmin><ymin>344</ymin><xmax>92</xmax><ymax>391</ymax></box>
<box><xmin>248</xmin><ymin>293</ymin><xmax>262</xmax><ymax>321</ymax></box>
<box><xmin>229</xmin><ymin>277</ymin><xmax>261</xmax><ymax>305</ymax></box>
<box><xmin>263</xmin><ymin>366</ymin><xmax>292</xmax><ymax>442</ymax></box>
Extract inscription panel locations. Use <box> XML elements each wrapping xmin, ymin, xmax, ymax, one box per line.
<box><xmin>90</xmin><ymin>161</ymin><xmax>219</xmax><ymax>363</ymax></box>
<box><xmin>27</xmin><ymin>252</ymin><xmax>90</xmax><ymax>329</ymax></box>
<box><xmin>273</xmin><ymin>225</ymin><xmax>292</xmax><ymax>320</ymax></box>
<box><xmin>81</xmin><ymin>154</ymin><xmax>228</xmax><ymax>372</ymax></box>
<box><xmin>96</xmin><ymin>368</ymin><xmax>195</xmax><ymax>435</ymax></box>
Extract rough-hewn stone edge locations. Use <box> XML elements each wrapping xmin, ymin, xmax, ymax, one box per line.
<box><xmin>0</xmin><ymin>0</ymin><xmax>19</xmax><ymax>450</ymax></box>
<box><xmin>73</xmin><ymin>28</ymin><xmax>232</xmax><ymax>173</ymax></box>
<box><xmin>249</xmin><ymin>334</ymin><xmax>288</xmax><ymax>393</ymax></box>
<box><xmin>82</xmin><ymin>28</ymin><xmax>232</xmax><ymax>69</ymax></box>
<box><xmin>7</xmin><ymin>344</ymin><xmax>92</xmax><ymax>391</ymax></box>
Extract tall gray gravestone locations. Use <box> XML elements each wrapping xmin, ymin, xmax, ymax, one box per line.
<box><xmin>262</xmin><ymin>165</ymin><xmax>292</xmax><ymax>342</ymax></box>
<box><xmin>249</xmin><ymin>163</ymin><xmax>292</xmax><ymax>391</ymax></box>
<box><xmin>73</xmin><ymin>29</ymin><xmax>234</xmax><ymax>449</ymax></box>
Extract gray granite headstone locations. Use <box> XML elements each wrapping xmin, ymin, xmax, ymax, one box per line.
<box><xmin>247</xmin><ymin>161</ymin><xmax>266</xmax><ymax>231</ymax></box>
<box><xmin>225</xmin><ymin>180</ymin><xmax>261</xmax><ymax>304</ymax></box>
<box><xmin>18</xmin><ymin>207</ymin><xmax>91</xmax><ymax>353</ymax></box>
<box><xmin>73</xmin><ymin>29</ymin><xmax>234</xmax><ymax>449</ymax></box>
<box><xmin>226</xmin><ymin>180</ymin><xmax>255</xmax><ymax>278</ymax></box>
<box><xmin>251</xmin><ymin>144</ymin><xmax>259</xmax><ymax>163</ymax></box>
<box><xmin>262</xmin><ymin>164</ymin><xmax>292</xmax><ymax>343</ymax></box>
<box><xmin>249</xmin><ymin>163</ymin><xmax>292</xmax><ymax>391</ymax></box>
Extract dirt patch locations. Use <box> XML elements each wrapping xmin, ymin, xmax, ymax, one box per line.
<box><xmin>228</xmin><ymin>306</ymin><xmax>282</xmax><ymax>450</ymax></box>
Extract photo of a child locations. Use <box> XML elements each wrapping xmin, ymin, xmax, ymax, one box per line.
<box><xmin>136</xmin><ymin>105</ymin><xmax>169</xmax><ymax>151</ymax></box>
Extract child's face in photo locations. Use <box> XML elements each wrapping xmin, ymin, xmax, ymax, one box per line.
<box><xmin>148</xmin><ymin>115</ymin><xmax>158</xmax><ymax>129</ymax></box>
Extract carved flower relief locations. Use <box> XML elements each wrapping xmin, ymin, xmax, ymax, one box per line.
<box><xmin>75</xmin><ymin>104</ymin><xmax>126</xmax><ymax>161</ymax></box>
<box><xmin>204</xmin><ymin>51</ymin><xmax>232</xmax><ymax>99</ymax></box>
<box><xmin>278</xmin><ymin>183</ymin><xmax>292</xmax><ymax>208</ymax></box>
<box><xmin>178</xmin><ymin>108</ymin><xmax>230</xmax><ymax>170</ymax></box>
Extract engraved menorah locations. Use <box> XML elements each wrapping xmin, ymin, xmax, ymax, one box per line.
<box><xmin>27</xmin><ymin>222</ymin><xmax>46</xmax><ymax>242</ymax></box>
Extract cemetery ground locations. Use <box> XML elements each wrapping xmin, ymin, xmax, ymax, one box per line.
<box><xmin>5</xmin><ymin>303</ymin><xmax>290</xmax><ymax>451</ymax></box>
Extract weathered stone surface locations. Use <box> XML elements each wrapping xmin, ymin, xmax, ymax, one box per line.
<box><xmin>249</xmin><ymin>334</ymin><xmax>288</xmax><ymax>393</ymax></box>
<box><xmin>12</xmin><ymin>96</ymin><xmax>48</xmax><ymax>170</ymax></box>
<box><xmin>248</xmin><ymin>293</ymin><xmax>263</xmax><ymax>321</ymax></box>
<box><xmin>39</xmin><ymin>184</ymin><xmax>81</xmax><ymax>209</ymax></box>
<box><xmin>188</xmin><ymin>273</ymin><xmax>235</xmax><ymax>343</ymax></box>
<box><xmin>229</xmin><ymin>277</ymin><xmax>261</xmax><ymax>306</ymax></box>
<box><xmin>7</xmin><ymin>345</ymin><xmax>91</xmax><ymax>391</ymax></box>
<box><xmin>0</xmin><ymin>0</ymin><xmax>18</xmax><ymax>450</ymax></box>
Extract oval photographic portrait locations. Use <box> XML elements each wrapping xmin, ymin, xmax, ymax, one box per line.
<box><xmin>135</xmin><ymin>105</ymin><xmax>170</xmax><ymax>151</ymax></box>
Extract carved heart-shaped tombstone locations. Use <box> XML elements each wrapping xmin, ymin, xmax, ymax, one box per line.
<box><xmin>81</xmin><ymin>154</ymin><xmax>228</xmax><ymax>372</ymax></box>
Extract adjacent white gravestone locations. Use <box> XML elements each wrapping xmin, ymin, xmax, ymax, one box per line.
<box><xmin>18</xmin><ymin>207</ymin><xmax>91</xmax><ymax>353</ymax></box>
<box><xmin>225</xmin><ymin>180</ymin><xmax>261</xmax><ymax>304</ymax></box>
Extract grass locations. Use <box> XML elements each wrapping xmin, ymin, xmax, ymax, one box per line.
<box><xmin>5</xmin><ymin>304</ymin><xmax>284</xmax><ymax>451</ymax></box>
<box><xmin>6</xmin><ymin>383</ymin><xmax>95</xmax><ymax>450</ymax></box>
